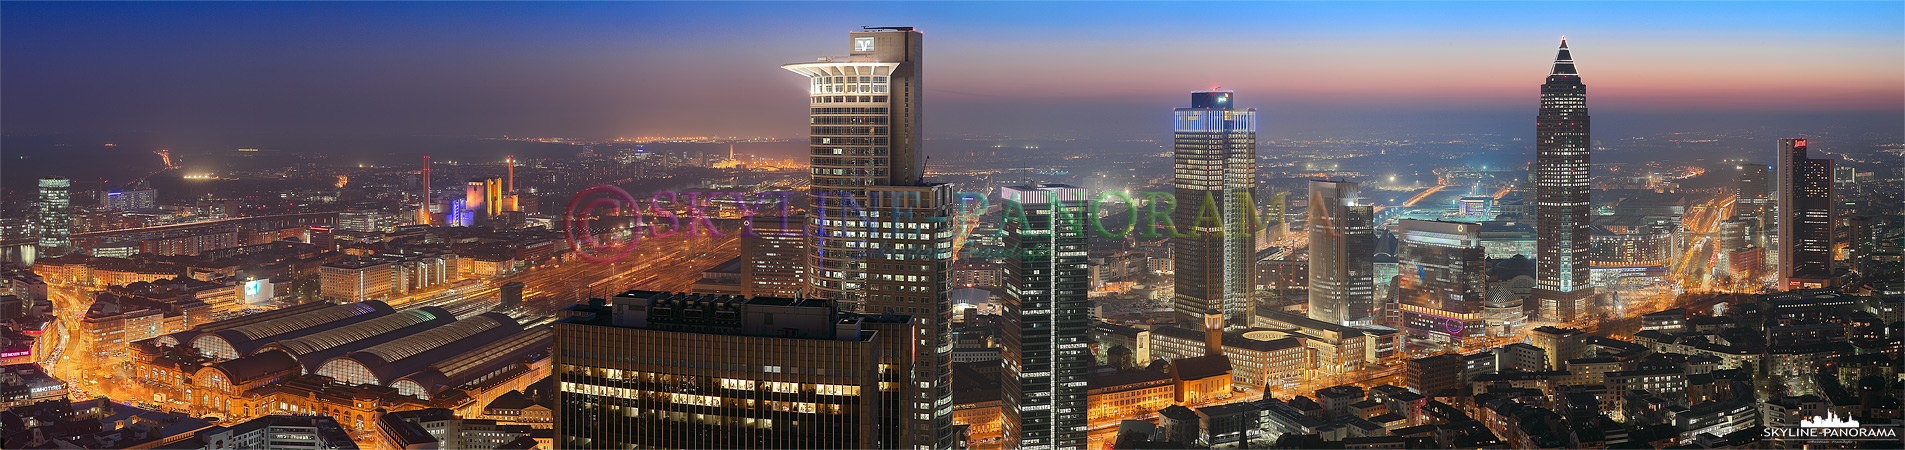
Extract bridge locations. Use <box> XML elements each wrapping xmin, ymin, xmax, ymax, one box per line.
<box><xmin>3</xmin><ymin>211</ymin><xmax>341</xmax><ymax>253</ymax></box>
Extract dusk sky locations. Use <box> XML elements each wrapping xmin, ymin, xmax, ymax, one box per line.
<box><xmin>4</xmin><ymin>1</ymin><xmax>1901</xmax><ymax>140</ymax></box>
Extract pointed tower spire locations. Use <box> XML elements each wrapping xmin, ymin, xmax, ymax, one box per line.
<box><xmin>1550</xmin><ymin>37</ymin><xmax>1577</xmax><ymax>75</ymax></box>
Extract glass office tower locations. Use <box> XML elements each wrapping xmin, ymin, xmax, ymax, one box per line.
<box><xmin>37</xmin><ymin>177</ymin><xmax>72</xmax><ymax>256</ymax></box>
<box><xmin>783</xmin><ymin>28</ymin><xmax>952</xmax><ymax>450</ymax></box>
<box><xmin>1308</xmin><ymin>180</ymin><xmax>1375</xmax><ymax>325</ymax></box>
<box><xmin>1170</xmin><ymin>91</ymin><xmax>1258</xmax><ymax>329</ymax></box>
<box><xmin>1396</xmin><ymin>219</ymin><xmax>1488</xmax><ymax>348</ymax></box>
<box><xmin>1776</xmin><ymin>138</ymin><xmax>1835</xmax><ymax>289</ymax></box>
<box><xmin>999</xmin><ymin>185</ymin><xmax>1090</xmax><ymax>450</ymax></box>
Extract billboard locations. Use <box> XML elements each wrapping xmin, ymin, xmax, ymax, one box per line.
<box><xmin>243</xmin><ymin>279</ymin><xmax>273</xmax><ymax>304</ymax></box>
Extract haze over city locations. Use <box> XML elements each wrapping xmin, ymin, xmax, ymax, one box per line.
<box><xmin>0</xmin><ymin>2</ymin><xmax>1900</xmax><ymax>450</ymax></box>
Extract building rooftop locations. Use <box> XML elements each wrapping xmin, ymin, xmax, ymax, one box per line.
<box><xmin>563</xmin><ymin>290</ymin><xmax>857</xmax><ymax>342</ymax></box>
<box><xmin>1172</xmin><ymin>354</ymin><xmax>1232</xmax><ymax>380</ymax></box>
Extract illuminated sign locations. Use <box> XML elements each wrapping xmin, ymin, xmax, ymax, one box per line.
<box><xmin>0</xmin><ymin>350</ymin><xmax>29</xmax><ymax>358</ymax></box>
<box><xmin>853</xmin><ymin>37</ymin><xmax>875</xmax><ymax>52</ymax></box>
<box><xmin>243</xmin><ymin>279</ymin><xmax>272</xmax><ymax>304</ymax></box>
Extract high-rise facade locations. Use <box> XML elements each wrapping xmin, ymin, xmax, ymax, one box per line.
<box><xmin>1307</xmin><ymin>180</ymin><xmax>1374</xmax><ymax>325</ymax></box>
<box><xmin>744</xmin><ymin>214</ymin><xmax>807</xmax><ymax>298</ymax></box>
<box><xmin>1170</xmin><ymin>90</ymin><xmax>1258</xmax><ymax>329</ymax></box>
<box><xmin>999</xmin><ymin>185</ymin><xmax>1090</xmax><ymax>450</ymax></box>
<box><xmin>554</xmin><ymin>292</ymin><xmax>894</xmax><ymax>449</ymax></box>
<box><xmin>338</xmin><ymin>211</ymin><xmax>379</xmax><ymax>233</ymax></box>
<box><xmin>1395</xmin><ymin>220</ymin><xmax>1488</xmax><ymax>348</ymax></box>
<box><xmin>1776</xmin><ymin>138</ymin><xmax>1835</xmax><ymax>289</ymax></box>
<box><xmin>101</xmin><ymin>189</ymin><xmax>158</xmax><ymax>211</ymax></box>
<box><xmin>1735</xmin><ymin>164</ymin><xmax>1771</xmax><ymax>240</ymax></box>
<box><xmin>783</xmin><ymin>28</ymin><xmax>952</xmax><ymax>450</ymax></box>
<box><xmin>37</xmin><ymin>177</ymin><xmax>72</xmax><ymax>256</ymax></box>
<box><xmin>1532</xmin><ymin>38</ymin><xmax>1595</xmax><ymax>323</ymax></box>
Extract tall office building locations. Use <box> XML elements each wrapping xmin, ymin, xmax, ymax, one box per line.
<box><xmin>338</xmin><ymin>211</ymin><xmax>380</xmax><ymax>233</ymax></box>
<box><xmin>37</xmin><ymin>177</ymin><xmax>72</xmax><ymax>256</ymax></box>
<box><xmin>1307</xmin><ymin>180</ymin><xmax>1374</xmax><ymax>325</ymax></box>
<box><xmin>1532</xmin><ymin>38</ymin><xmax>1595</xmax><ymax>323</ymax></box>
<box><xmin>1776</xmin><ymin>138</ymin><xmax>1835</xmax><ymax>289</ymax></box>
<box><xmin>1170</xmin><ymin>90</ymin><xmax>1258</xmax><ymax>329</ymax></box>
<box><xmin>1736</xmin><ymin>164</ymin><xmax>1771</xmax><ymax>230</ymax></box>
<box><xmin>744</xmin><ymin>213</ymin><xmax>807</xmax><ymax>298</ymax></box>
<box><xmin>999</xmin><ymin>185</ymin><xmax>1090</xmax><ymax>450</ymax></box>
<box><xmin>554</xmin><ymin>292</ymin><xmax>899</xmax><ymax>449</ymax></box>
<box><xmin>784</xmin><ymin>28</ymin><xmax>952</xmax><ymax>450</ymax></box>
<box><xmin>101</xmin><ymin>188</ymin><xmax>158</xmax><ymax>211</ymax></box>
<box><xmin>1395</xmin><ymin>220</ymin><xmax>1488</xmax><ymax>348</ymax></box>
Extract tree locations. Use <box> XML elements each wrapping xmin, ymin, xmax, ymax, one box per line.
<box><xmin>292</xmin><ymin>273</ymin><xmax>321</xmax><ymax>302</ymax></box>
<box><xmin>1759</xmin><ymin>373</ymin><xmax>1789</xmax><ymax>400</ymax></box>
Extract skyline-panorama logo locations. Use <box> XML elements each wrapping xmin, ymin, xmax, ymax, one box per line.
<box><xmin>1765</xmin><ymin>411</ymin><xmax>1899</xmax><ymax>442</ymax></box>
<box><xmin>1799</xmin><ymin>412</ymin><xmax>1860</xmax><ymax>428</ymax></box>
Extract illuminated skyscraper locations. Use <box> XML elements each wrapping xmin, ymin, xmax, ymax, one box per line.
<box><xmin>744</xmin><ymin>213</ymin><xmax>807</xmax><ymax>298</ymax></box>
<box><xmin>784</xmin><ymin>27</ymin><xmax>951</xmax><ymax>450</ymax></box>
<box><xmin>1171</xmin><ymin>90</ymin><xmax>1258</xmax><ymax>329</ymax></box>
<box><xmin>37</xmin><ymin>177</ymin><xmax>71</xmax><ymax>256</ymax></box>
<box><xmin>554</xmin><ymin>292</ymin><xmax>901</xmax><ymax>449</ymax></box>
<box><xmin>999</xmin><ymin>185</ymin><xmax>1089</xmax><ymax>450</ymax></box>
<box><xmin>1307</xmin><ymin>180</ymin><xmax>1374</xmax><ymax>325</ymax></box>
<box><xmin>1776</xmin><ymin>138</ymin><xmax>1835</xmax><ymax>289</ymax></box>
<box><xmin>1395</xmin><ymin>220</ymin><xmax>1487</xmax><ymax>348</ymax></box>
<box><xmin>1736</xmin><ymin>165</ymin><xmax>1771</xmax><ymax>219</ymax></box>
<box><xmin>1734</xmin><ymin>163</ymin><xmax>1772</xmax><ymax>252</ymax></box>
<box><xmin>1532</xmin><ymin>38</ymin><xmax>1595</xmax><ymax>323</ymax></box>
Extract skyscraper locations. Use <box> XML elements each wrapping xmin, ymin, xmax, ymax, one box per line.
<box><xmin>1736</xmin><ymin>165</ymin><xmax>1771</xmax><ymax>217</ymax></box>
<box><xmin>553</xmin><ymin>292</ymin><xmax>895</xmax><ymax>449</ymax></box>
<box><xmin>1170</xmin><ymin>90</ymin><xmax>1258</xmax><ymax>329</ymax></box>
<box><xmin>1776</xmin><ymin>138</ymin><xmax>1835</xmax><ymax>289</ymax></box>
<box><xmin>1307</xmin><ymin>180</ymin><xmax>1374</xmax><ymax>325</ymax></box>
<box><xmin>1735</xmin><ymin>163</ymin><xmax>1772</xmax><ymax>247</ymax></box>
<box><xmin>784</xmin><ymin>27</ymin><xmax>951</xmax><ymax>450</ymax></box>
<box><xmin>1395</xmin><ymin>220</ymin><xmax>1488</xmax><ymax>348</ymax></box>
<box><xmin>1532</xmin><ymin>38</ymin><xmax>1595</xmax><ymax>323</ymax></box>
<box><xmin>37</xmin><ymin>177</ymin><xmax>72</xmax><ymax>256</ymax></box>
<box><xmin>999</xmin><ymin>185</ymin><xmax>1090</xmax><ymax>450</ymax></box>
<box><xmin>743</xmin><ymin>213</ymin><xmax>807</xmax><ymax>298</ymax></box>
